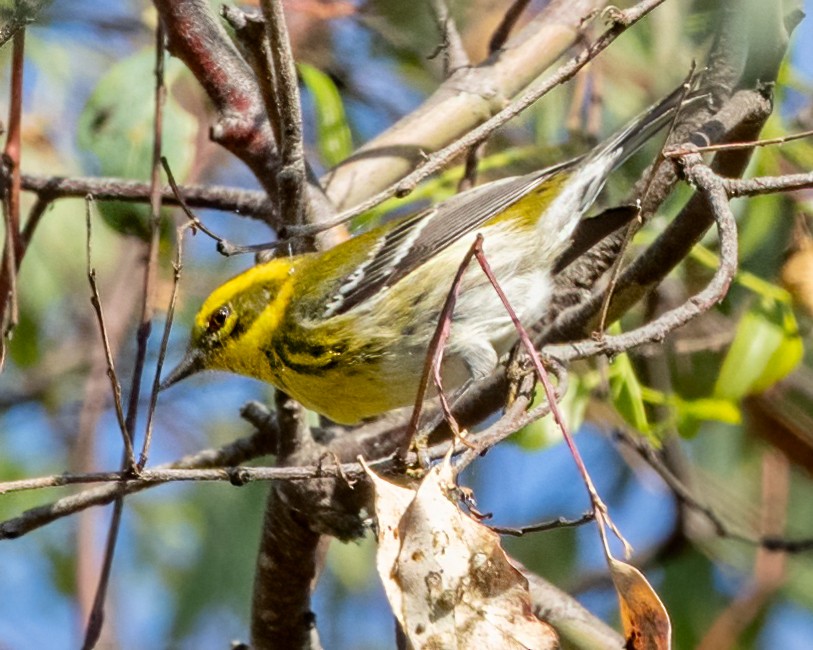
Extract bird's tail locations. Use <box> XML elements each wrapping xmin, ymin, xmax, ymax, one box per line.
<box><xmin>578</xmin><ymin>82</ymin><xmax>707</xmax><ymax>212</ymax></box>
<box><xmin>540</xmin><ymin>81</ymin><xmax>707</xmax><ymax>247</ymax></box>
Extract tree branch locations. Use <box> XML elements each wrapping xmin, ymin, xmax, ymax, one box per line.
<box><xmin>153</xmin><ymin>0</ymin><xmax>283</xmax><ymax>227</ymax></box>
<box><xmin>20</xmin><ymin>173</ymin><xmax>274</xmax><ymax>219</ymax></box>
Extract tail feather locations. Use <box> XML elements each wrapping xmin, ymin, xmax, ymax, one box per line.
<box><xmin>587</xmin><ymin>82</ymin><xmax>705</xmax><ymax>174</ymax></box>
<box><xmin>541</xmin><ymin>82</ymin><xmax>707</xmax><ymax>244</ymax></box>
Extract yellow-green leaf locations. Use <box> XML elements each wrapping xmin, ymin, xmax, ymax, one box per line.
<box><xmin>609</xmin><ymin>352</ymin><xmax>652</xmax><ymax>438</ymax></box>
<box><xmin>299</xmin><ymin>62</ymin><xmax>353</xmax><ymax>167</ymax></box>
<box><xmin>675</xmin><ymin>397</ymin><xmax>742</xmax><ymax>424</ymax></box>
<box><xmin>714</xmin><ymin>299</ymin><xmax>803</xmax><ymax>400</ymax></box>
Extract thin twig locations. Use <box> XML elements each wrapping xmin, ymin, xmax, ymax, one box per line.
<box><xmin>84</xmin><ymin>198</ymin><xmax>132</xmax><ymax>458</ymax></box>
<box><xmin>81</xmin><ymin>492</ymin><xmax>125</xmax><ymax>650</ymax></box>
<box><xmin>491</xmin><ymin>512</ymin><xmax>595</xmax><ymax>536</ymax></box>
<box><xmin>545</xmin><ymin>152</ymin><xmax>739</xmax><ymax>363</ymax></box>
<box><xmin>723</xmin><ymin>170</ymin><xmax>813</xmax><ymax>198</ymax></box>
<box><xmin>565</xmin><ymin>67</ymin><xmax>591</xmax><ymax>138</ymax></box>
<box><xmin>140</xmin><ymin>227</ymin><xmax>187</xmax><ymax>471</ymax></box>
<box><xmin>0</xmin><ymin>392</ymin><xmax>555</xmax><ymax>539</ymax></box>
<box><xmin>614</xmin><ymin>429</ymin><xmax>813</xmax><ymax>553</ymax></box>
<box><xmin>81</xmin><ymin>196</ymin><xmax>133</xmax><ymax>650</ymax></box>
<box><xmin>664</xmin><ymin>127</ymin><xmax>813</xmax><ymax>156</ymax></box>
<box><xmin>135</xmin><ymin>23</ymin><xmax>168</xmax><ymax>469</ymax></box>
<box><xmin>3</xmin><ymin>27</ymin><xmax>24</xmax><ymax>255</ymax></box>
<box><xmin>400</xmin><ymin>236</ymin><xmax>482</xmax><ymax>461</ymax></box>
<box><xmin>0</xmin><ymin>190</ymin><xmax>15</xmax><ymax>372</ymax></box>
<box><xmin>596</xmin><ymin>75</ymin><xmax>696</xmax><ymax>336</ymax></box>
<box><xmin>159</xmin><ymin>158</ymin><xmax>237</xmax><ymax>250</ymax></box>
<box><xmin>428</xmin><ymin>0</ymin><xmax>478</xmax><ymax>194</ymax></box>
<box><xmin>146</xmin><ymin>167</ymin><xmax>221</xmax><ymax>462</ymax></box>
<box><xmin>428</xmin><ymin>0</ymin><xmax>469</xmax><ymax>76</ymax></box>
<box><xmin>0</xmin><ymin>429</ymin><xmax>278</xmax><ymax>539</ymax></box>
<box><xmin>468</xmin><ymin>237</ymin><xmax>633</xmax><ymax>556</ymax></box>
<box><xmin>82</xmin><ymin>24</ymin><xmax>169</xmax><ymax>648</ymax></box>
<box><xmin>457</xmin><ymin>142</ymin><xmax>487</xmax><ymax>192</ymax></box>
<box><xmin>543</xmin><ymin>89</ymin><xmax>772</xmax><ymax>346</ymax></box>
<box><xmin>20</xmin><ymin>194</ymin><xmax>51</xmax><ymax>248</ymax></box>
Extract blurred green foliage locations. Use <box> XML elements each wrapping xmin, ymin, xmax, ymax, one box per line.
<box><xmin>77</xmin><ymin>48</ymin><xmax>198</xmax><ymax>239</ymax></box>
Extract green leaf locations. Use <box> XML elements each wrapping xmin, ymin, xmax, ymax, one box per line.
<box><xmin>299</xmin><ymin>62</ymin><xmax>353</xmax><ymax>167</ymax></box>
<box><xmin>714</xmin><ymin>299</ymin><xmax>803</xmax><ymax>400</ymax></box>
<box><xmin>609</xmin><ymin>351</ymin><xmax>652</xmax><ymax>438</ymax></box>
<box><xmin>674</xmin><ymin>397</ymin><xmax>741</xmax><ymax>437</ymax></box>
<box><xmin>7</xmin><ymin>307</ymin><xmax>40</xmax><ymax>367</ymax></box>
<box><xmin>638</xmin><ymin>387</ymin><xmax>741</xmax><ymax>438</ymax></box>
<box><xmin>77</xmin><ymin>48</ymin><xmax>197</xmax><ymax>239</ymax></box>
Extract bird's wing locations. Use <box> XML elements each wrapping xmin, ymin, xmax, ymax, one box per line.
<box><xmin>325</xmin><ymin>161</ymin><xmax>574</xmax><ymax>317</ymax></box>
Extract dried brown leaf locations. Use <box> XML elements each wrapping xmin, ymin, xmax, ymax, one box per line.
<box><xmin>363</xmin><ymin>457</ymin><xmax>558</xmax><ymax>649</ymax></box>
<box><xmin>610</xmin><ymin>558</ymin><xmax>671</xmax><ymax>650</ymax></box>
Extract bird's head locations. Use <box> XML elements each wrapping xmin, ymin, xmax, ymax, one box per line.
<box><xmin>160</xmin><ymin>258</ymin><xmax>296</xmax><ymax>390</ymax></box>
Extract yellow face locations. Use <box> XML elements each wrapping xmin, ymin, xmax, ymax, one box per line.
<box><xmin>161</xmin><ymin>258</ymin><xmax>297</xmax><ymax>390</ymax></box>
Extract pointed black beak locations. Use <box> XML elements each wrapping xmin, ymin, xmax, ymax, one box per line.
<box><xmin>160</xmin><ymin>349</ymin><xmax>204</xmax><ymax>391</ymax></box>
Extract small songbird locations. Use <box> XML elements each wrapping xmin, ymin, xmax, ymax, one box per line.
<box><xmin>161</xmin><ymin>85</ymin><xmax>698</xmax><ymax>424</ymax></box>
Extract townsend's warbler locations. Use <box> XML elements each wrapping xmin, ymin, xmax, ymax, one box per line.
<box><xmin>161</xmin><ymin>87</ymin><xmax>699</xmax><ymax>424</ymax></box>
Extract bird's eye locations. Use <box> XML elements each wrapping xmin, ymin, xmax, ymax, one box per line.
<box><xmin>208</xmin><ymin>305</ymin><xmax>231</xmax><ymax>333</ymax></box>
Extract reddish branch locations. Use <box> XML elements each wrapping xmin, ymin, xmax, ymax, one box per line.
<box><xmin>153</xmin><ymin>0</ymin><xmax>334</xmax><ymax>237</ymax></box>
<box><xmin>153</xmin><ymin>0</ymin><xmax>283</xmax><ymax>227</ymax></box>
<box><xmin>0</xmin><ymin>29</ymin><xmax>26</xmax><ymax>352</ymax></box>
